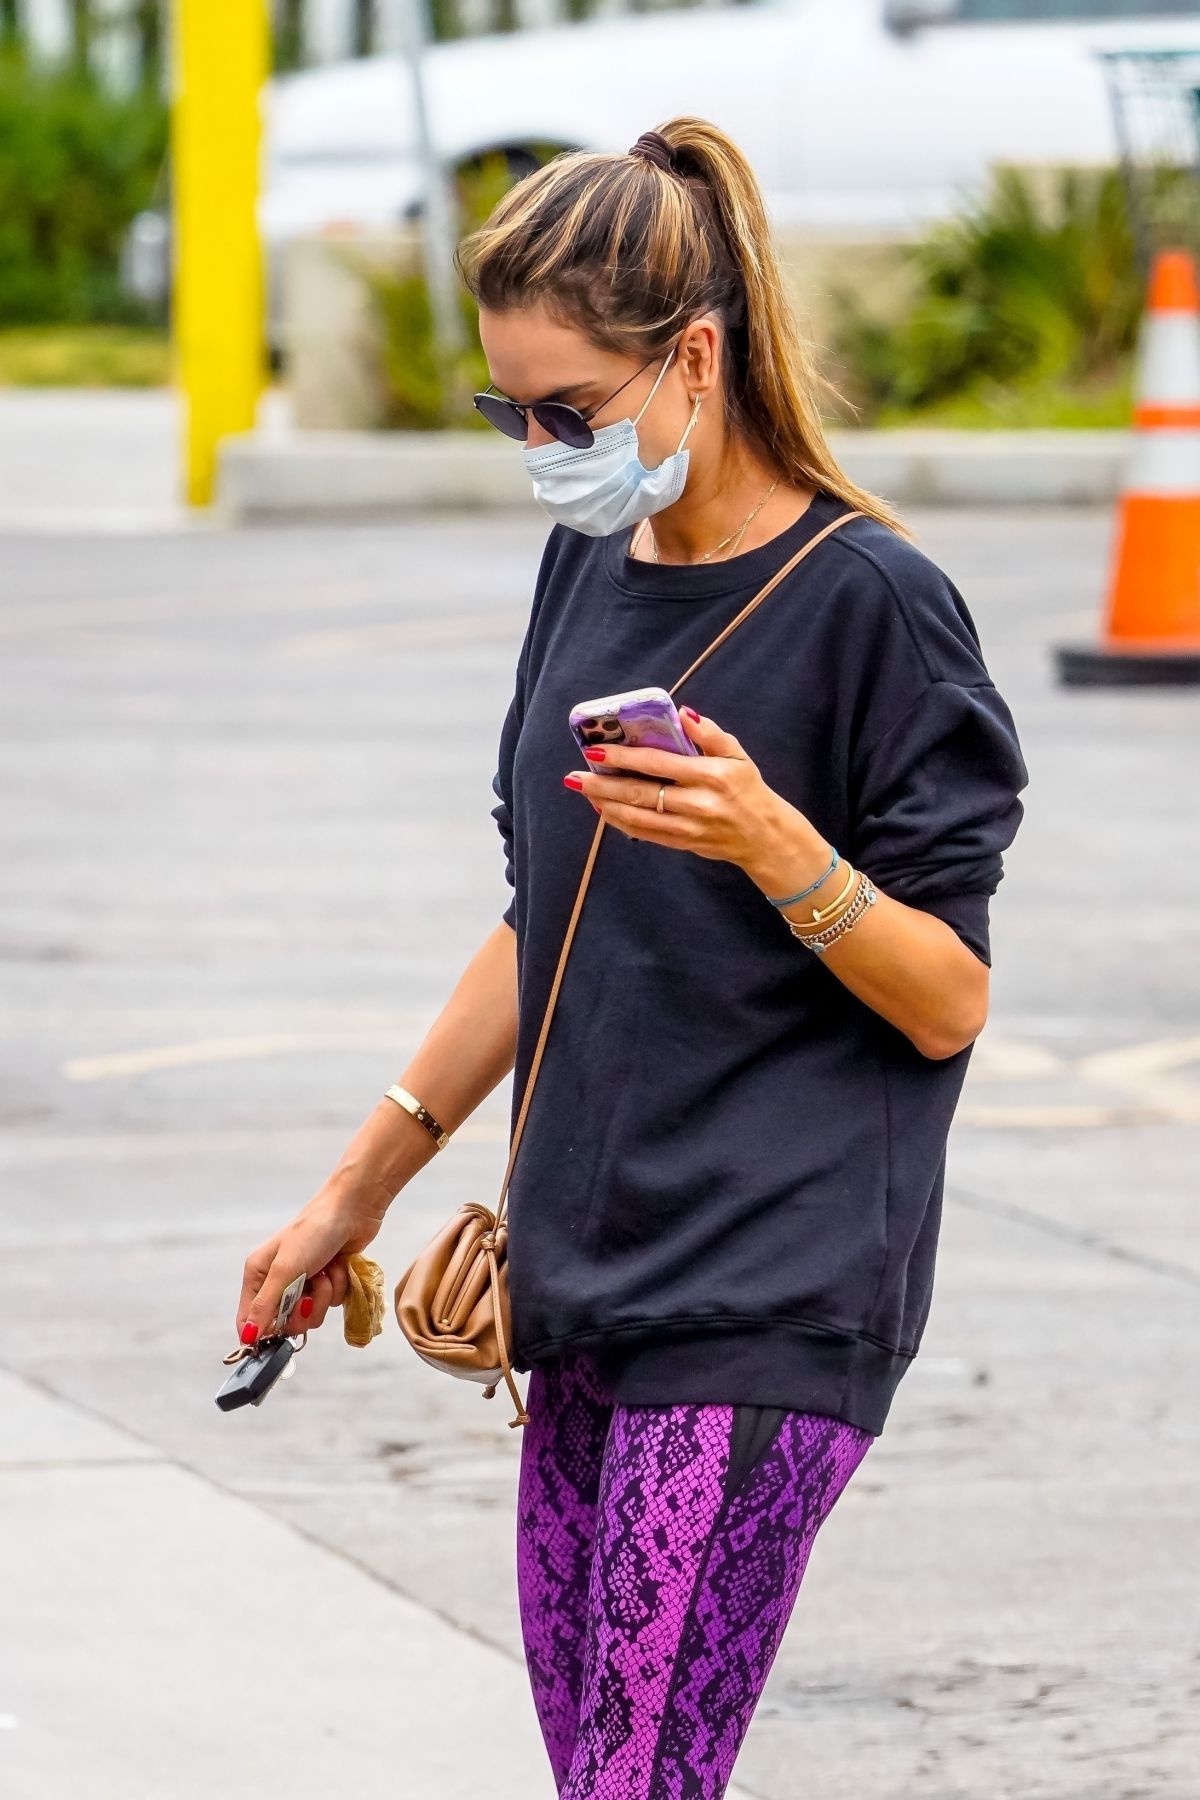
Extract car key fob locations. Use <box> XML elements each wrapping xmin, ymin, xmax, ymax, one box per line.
<box><xmin>215</xmin><ymin>1335</ymin><xmax>296</xmax><ymax>1411</ymax></box>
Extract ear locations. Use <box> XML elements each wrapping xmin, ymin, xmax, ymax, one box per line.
<box><xmin>678</xmin><ymin>314</ymin><xmax>722</xmax><ymax>402</ymax></box>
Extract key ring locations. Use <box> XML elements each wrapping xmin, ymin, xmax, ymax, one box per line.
<box><xmin>222</xmin><ymin>1329</ymin><xmax>308</xmax><ymax>1366</ymax></box>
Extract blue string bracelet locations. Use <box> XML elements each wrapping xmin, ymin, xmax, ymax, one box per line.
<box><xmin>766</xmin><ymin>847</ymin><xmax>839</xmax><ymax>909</ymax></box>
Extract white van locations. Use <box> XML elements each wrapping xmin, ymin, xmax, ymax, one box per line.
<box><xmin>261</xmin><ymin>0</ymin><xmax>1200</xmax><ymax>242</ymax></box>
<box><xmin>129</xmin><ymin>2</ymin><xmax>1200</xmax><ymax>346</ymax></box>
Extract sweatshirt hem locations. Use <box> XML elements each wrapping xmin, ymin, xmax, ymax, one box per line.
<box><xmin>513</xmin><ymin>1315</ymin><xmax>914</xmax><ymax>1436</ymax></box>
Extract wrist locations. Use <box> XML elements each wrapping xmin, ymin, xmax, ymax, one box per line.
<box><xmin>741</xmin><ymin>799</ymin><xmax>838</xmax><ymax>902</ymax></box>
<box><xmin>322</xmin><ymin>1156</ymin><xmax>399</xmax><ymax>1219</ymax></box>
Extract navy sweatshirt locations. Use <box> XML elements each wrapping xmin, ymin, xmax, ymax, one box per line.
<box><xmin>490</xmin><ymin>491</ymin><xmax>1028</xmax><ymax>1435</ymax></box>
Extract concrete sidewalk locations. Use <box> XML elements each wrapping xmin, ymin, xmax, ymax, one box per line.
<box><xmin>0</xmin><ymin>388</ymin><xmax>284</xmax><ymax>533</ymax></box>
<box><xmin>0</xmin><ymin>1368</ymin><xmax>567</xmax><ymax>1800</ymax></box>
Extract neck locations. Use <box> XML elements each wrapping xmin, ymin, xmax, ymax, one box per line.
<box><xmin>645</xmin><ymin>431</ymin><xmax>805</xmax><ymax>563</ymax></box>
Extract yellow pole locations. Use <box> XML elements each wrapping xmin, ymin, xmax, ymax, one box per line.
<box><xmin>170</xmin><ymin>0</ymin><xmax>270</xmax><ymax>506</ymax></box>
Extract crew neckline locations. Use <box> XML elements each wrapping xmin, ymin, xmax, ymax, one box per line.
<box><xmin>602</xmin><ymin>488</ymin><xmax>848</xmax><ymax>601</ymax></box>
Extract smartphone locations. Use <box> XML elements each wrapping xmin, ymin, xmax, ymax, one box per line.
<box><xmin>569</xmin><ymin>686</ymin><xmax>700</xmax><ymax>777</ymax></box>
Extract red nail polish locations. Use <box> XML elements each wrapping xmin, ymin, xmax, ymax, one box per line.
<box><xmin>683</xmin><ymin>707</ymin><xmax>700</xmax><ymax>722</ymax></box>
<box><xmin>240</xmin><ymin>1321</ymin><xmax>259</xmax><ymax>1344</ymax></box>
<box><xmin>563</xmin><ymin>772</ymin><xmax>584</xmax><ymax>790</ymax></box>
<box><xmin>300</xmin><ymin>1296</ymin><xmax>314</xmax><ymax>1318</ymax></box>
<box><xmin>583</xmin><ymin>747</ymin><xmax>606</xmax><ymax>762</ymax></box>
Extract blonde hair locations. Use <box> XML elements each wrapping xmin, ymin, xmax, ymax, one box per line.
<box><xmin>456</xmin><ymin>115</ymin><xmax>908</xmax><ymax>538</ymax></box>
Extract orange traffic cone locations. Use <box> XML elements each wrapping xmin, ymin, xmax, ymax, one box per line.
<box><xmin>1057</xmin><ymin>248</ymin><xmax>1200</xmax><ymax>685</ymax></box>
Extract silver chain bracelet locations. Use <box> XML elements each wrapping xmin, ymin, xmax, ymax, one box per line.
<box><xmin>786</xmin><ymin>872</ymin><xmax>878</xmax><ymax>954</ymax></box>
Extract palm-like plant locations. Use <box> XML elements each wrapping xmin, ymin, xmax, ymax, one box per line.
<box><xmin>833</xmin><ymin>165</ymin><xmax>1150</xmax><ymax>424</ymax></box>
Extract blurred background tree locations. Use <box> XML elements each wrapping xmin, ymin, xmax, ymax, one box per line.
<box><xmin>130</xmin><ymin>0</ymin><xmax>165</xmax><ymax>88</ymax></box>
<box><xmin>0</xmin><ymin>57</ymin><xmax>167</xmax><ymax>327</ymax></box>
<box><xmin>0</xmin><ymin>0</ymin><xmax>21</xmax><ymax>55</ymax></box>
<box><xmin>68</xmin><ymin>0</ymin><xmax>94</xmax><ymax>76</ymax></box>
<box><xmin>2</xmin><ymin>0</ymin><xmax>754</xmax><ymax>80</ymax></box>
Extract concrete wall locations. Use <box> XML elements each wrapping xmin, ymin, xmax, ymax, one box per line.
<box><xmin>281</xmin><ymin>230</ymin><xmax>423</xmax><ymax>430</ymax></box>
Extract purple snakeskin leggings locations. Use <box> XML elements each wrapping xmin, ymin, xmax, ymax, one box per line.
<box><xmin>515</xmin><ymin>1347</ymin><xmax>874</xmax><ymax>1800</ymax></box>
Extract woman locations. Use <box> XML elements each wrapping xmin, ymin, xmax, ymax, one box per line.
<box><xmin>236</xmin><ymin>119</ymin><xmax>1028</xmax><ymax>1798</ymax></box>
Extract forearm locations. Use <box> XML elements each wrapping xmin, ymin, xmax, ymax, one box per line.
<box><xmin>742</xmin><ymin>804</ymin><xmax>988</xmax><ymax>1061</ymax></box>
<box><xmin>322</xmin><ymin>919</ymin><xmax>519</xmax><ymax>1213</ymax></box>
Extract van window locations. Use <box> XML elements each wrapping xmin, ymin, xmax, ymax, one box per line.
<box><xmin>955</xmin><ymin>2</ymin><xmax>1200</xmax><ymax>16</ymax></box>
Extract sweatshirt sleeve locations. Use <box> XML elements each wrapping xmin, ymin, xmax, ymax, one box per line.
<box><xmin>490</xmin><ymin>527</ymin><xmax>564</xmax><ymax>930</ymax></box>
<box><xmin>848</xmin><ymin>677</ymin><xmax>1028</xmax><ymax>967</ymax></box>
<box><xmin>491</xmin><ymin>709</ymin><xmax>520</xmax><ymax>931</ymax></box>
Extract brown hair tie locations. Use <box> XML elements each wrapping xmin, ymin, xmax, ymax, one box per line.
<box><xmin>628</xmin><ymin>130</ymin><xmax>677</xmax><ymax>174</ymax></box>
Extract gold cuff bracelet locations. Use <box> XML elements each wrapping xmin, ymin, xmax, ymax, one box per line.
<box><xmin>384</xmin><ymin>1084</ymin><xmax>451</xmax><ymax>1151</ymax></box>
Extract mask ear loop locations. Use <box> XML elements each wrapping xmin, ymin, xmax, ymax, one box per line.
<box><xmin>632</xmin><ymin>345</ymin><xmax>703</xmax><ymax>456</ymax></box>
<box><xmin>675</xmin><ymin>393</ymin><xmax>702</xmax><ymax>453</ymax></box>
<box><xmin>632</xmin><ymin>346</ymin><xmax>678</xmax><ymax>428</ymax></box>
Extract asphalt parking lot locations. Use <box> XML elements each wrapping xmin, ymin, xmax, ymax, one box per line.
<box><xmin>1</xmin><ymin>506</ymin><xmax>1197</xmax><ymax>1800</ymax></box>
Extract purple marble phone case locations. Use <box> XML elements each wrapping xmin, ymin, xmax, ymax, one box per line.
<box><xmin>569</xmin><ymin>686</ymin><xmax>700</xmax><ymax>774</ymax></box>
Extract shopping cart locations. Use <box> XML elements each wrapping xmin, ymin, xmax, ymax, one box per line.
<box><xmin>1101</xmin><ymin>48</ymin><xmax>1200</xmax><ymax>279</ymax></box>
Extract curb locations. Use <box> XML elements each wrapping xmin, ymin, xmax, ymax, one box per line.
<box><xmin>216</xmin><ymin>428</ymin><xmax>1130</xmax><ymax>521</ymax></box>
<box><xmin>832</xmin><ymin>428</ymin><xmax>1127</xmax><ymax>508</ymax></box>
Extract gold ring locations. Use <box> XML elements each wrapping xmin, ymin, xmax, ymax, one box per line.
<box><xmin>656</xmin><ymin>784</ymin><xmax>667</xmax><ymax>814</ymax></box>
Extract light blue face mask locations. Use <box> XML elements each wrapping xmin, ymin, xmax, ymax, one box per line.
<box><xmin>521</xmin><ymin>347</ymin><xmax>702</xmax><ymax>537</ymax></box>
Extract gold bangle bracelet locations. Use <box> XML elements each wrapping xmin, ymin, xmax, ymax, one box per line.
<box><xmin>383</xmin><ymin>1084</ymin><xmax>450</xmax><ymax>1151</ymax></box>
<box><xmin>797</xmin><ymin>859</ymin><xmax>856</xmax><ymax>927</ymax></box>
<box><xmin>788</xmin><ymin>873</ymin><xmax>877</xmax><ymax>952</ymax></box>
<box><xmin>788</xmin><ymin>864</ymin><xmax>861</xmax><ymax>935</ymax></box>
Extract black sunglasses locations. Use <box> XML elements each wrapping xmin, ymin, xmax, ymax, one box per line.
<box><xmin>473</xmin><ymin>355</ymin><xmax>659</xmax><ymax>449</ymax></box>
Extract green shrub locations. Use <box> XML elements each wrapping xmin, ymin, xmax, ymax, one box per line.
<box><xmin>360</xmin><ymin>261</ymin><xmax>491</xmax><ymax>430</ymax></box>
<box><xmin>0</xmin><ymin>56</ymin><xmax>167</xmax><ymax>327</ymax></box>
<box><xmin>830</xmin><ymin>165</ymin><xmax>1147</xmax><ymax>426</ymax></box>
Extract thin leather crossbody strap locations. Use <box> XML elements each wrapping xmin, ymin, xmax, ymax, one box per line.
<box><xmin>495</xmin><ymin>507</ymin><xmax>864</xmax><ymax>1222</ymax></box>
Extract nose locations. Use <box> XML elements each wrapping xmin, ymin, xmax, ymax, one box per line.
<box><xmin>525</xmin><ymin>416</ymin><xmax>556</xmax><ymax>450</ymax></box>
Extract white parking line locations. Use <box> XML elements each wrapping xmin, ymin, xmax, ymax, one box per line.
<box><xmin>58</xmin><ymin>1030</ymin><xmax>1200</xmax><ymax>1130</ymax></box>
<box><xmin>956</xmin><ymin>1101</ymin><xmax>1162</xmax><ymax>1128</ymax></box>
<box><xmin>960</xmin><ymin>1032</ymin><xmax>1200</xmax><ymax>1127</ymax></box>
<box><xmin>63</xmin><ymin>1022</ymin><xmax>433</xmax><ymax>1082</ymax></box>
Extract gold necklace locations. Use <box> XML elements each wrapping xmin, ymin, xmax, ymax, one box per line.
<box><xmin>638</xmin><ymin>480</ymin><xmax>779</xmax><ymax>565</ymax></box>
